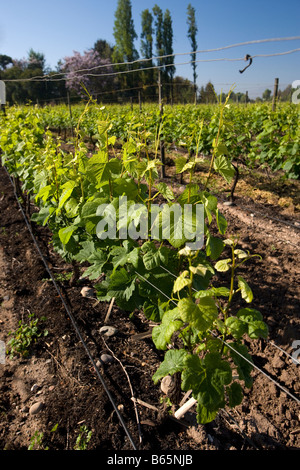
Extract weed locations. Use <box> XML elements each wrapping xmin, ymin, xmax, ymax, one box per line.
<box><xmin>74</xmin><ymin>425</ymin><xmax>92</xmax><ymax>450</ymax></box>
<box><xmin>28</xmin><ymin>431</ymin><xmax>48</xmax><ymax>450</ymax></box>
<box><xmin>7</xmin><ymin>313</ymin><xmax>48</xmax><ymax>359</ymax></box>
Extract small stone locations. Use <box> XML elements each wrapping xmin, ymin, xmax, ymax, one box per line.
<box><xmin>224</xmin><ymin>201</ymin><xmax>234</xmax><ymax>206</ymax></box>
<box><xmin>294</xmin><ymin>221</ymin><xmax>300</xmax><ymax>227</ymax></box>
<box><xmin>100</xmin><ymin>353</ymin><xmax>114</xmax><ymax>364</ymax></box>
<box><xmin>80</xmin><ymin>286</ymin><xmax>95</xmax><ymax>298</ymax></box>
<box><xmin>161</xmin><ymin>375</ymin><xmax>173</xmax><ymax>395</ymax></box>
<box><xmin>31</xmin><ymin>384</ymin><xmax>39</xmax><ymax>393</ymax></box>
<box><xmin>48</xmin><ymin>385</ymin><xmax>55</xmax><ymax>392</ymax></box>
<box><xmin>99</xmin><ymin>326</ymin><xmax>118</xmax><ymax>337</ymax></box>
<box><xmin>20</xmin><ymin>406</ymin><xmax>29</xmax><ymax>414</ymax></box>
<box><xmin>29</xmin><ymin>401</ymin><xmax>44</xmax><ymax>415</ymax></box>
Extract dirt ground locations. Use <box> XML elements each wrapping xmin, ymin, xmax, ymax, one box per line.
<box><xmin>0</xmin><ymin>159</ymin><xmax>299</xmax><ymax>452</ymax></box>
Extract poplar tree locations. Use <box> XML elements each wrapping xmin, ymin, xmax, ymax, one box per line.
<box><xmin>152</xmin><ymin>4</ymin><xmax>164</xmax><ymax>69</ymax></box>
<box><xmin>140</xmin><ymin>9</ymin><xmax>154</xmax><ymax>94</ymax></box>
<box><xmin>141</xmin><ymin>9</ymin><xmax>153</xmax><ymax>62</ymax></box>
<box><xmin>153</xmin><ymin>5</ymin><xmax>175</xmax><ymax>103</ymax></box>
<box><xmin>187</xmin><ymin>4</ymin><xmax>198</xmax><ymax>96</ymax></box>
<box><xmin>113</xmin><ymin>0</ymin><xmax>138</xmax><ymax>93</ymax></box>
<box><xmin>163</xmin><ymin>9</ymin><xmax>175</xmax><ymax>102</ymax></box>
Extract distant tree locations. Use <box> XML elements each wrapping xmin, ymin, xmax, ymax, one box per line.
<box><xmin>1</xmin><ymin>62</ymin><xmax>24</xmax><ymax>103</ymax></box>
<box><xmin>0</xmin><ymin>54</ymin><xmax>13</xmax><ymax>70</ymax></box>
<box><xmin>186</xmin><ymin>4</ymin><xmax>198</xmax><ymax>95</ymax></box>
<box><xmin>2</xmin><ymin>50</ymin><xmax>47</xmax><ymax>104</ymax></box>
<box><xmin>173</xmin><ymin>76</ymin><xmax>195</xmax><ymax>103</ymax></box>
<box><xmin>163</xmin><ymin>9</ymin><xmax>175</xmax><ymax>102</ymax></box>
<box><xmin>278</xmin><ymin>84</ymin><xmax>292</xmax><ymax>102</ymax></box>
<box><xmin>141</xmin><ymin>9</ymin><xmax>154</xmax><ymax>62</ymax></box>
<box><xmin>140</xmin><ymin>9</ymin><xmax>155</xmax><ymax>97</ymax></box>
<box><xmin>152</xmin><ymin>5</ymin><xmax>175</xmax><ymax>102</ymax></box>
<box><xmin>199</xmin><ymin>81</ymin><xmax>216</xmax><ymax>103</ymax></box>
<box><xmin>235</xmin><ymin>92</ymin><xmax>244</xmax><ymax>103</ymax></box>
<box><xmin>153</xmin><ymin>4</ymin><xmax>164</xmax><ymax>68</ymax></box>
<box><xmin>113</xmin><ymin>0</ymin><xmax>139</xmax><ymax>94</ymax></box>
<box><xmin>93</xmin><ymin>39</ymin><xmax>114</xmax><ymax>60</ymax></box>
<box><xmin>113</xmin><ymin>0</ymin><xmax>138</xmax><ymax>64</ymax></box>
<box><xmin>27</xmin><ymin>49</ymin><xmax>45</xmax><ymax>71</ymax></box>
<box><xmin>63</xmin><ymin>50</ymin><xmax>113</xmax><ymax>99</ymax></box>
<box><xmin>262</xmin><ymin>88</ymin><xmax>272</xmax><ymax>101</ymax></box>
<box><xmin>1</xmin><ymin>49</ymin><xmax>68</xmax><ymax>104</ymax></box>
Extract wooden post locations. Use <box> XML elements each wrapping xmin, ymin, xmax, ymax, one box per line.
<box><xmin>245</xmin><ymin>91</ymin><xmax>248</xmax><ymax>105</ymax></box>
<box><xmin>138</xmin><ymin>91</ymin><xmax>142</xmax><ymax>112</ymax></box>
<box><xmin>158</xmin><ymin>69</ymin><xmax>166</xmax><ymax>178</ymax></box>
<box><xmin>272</xmin><ymin>78</ymin><xmax>279</xmax><ymax>111</ymax></box>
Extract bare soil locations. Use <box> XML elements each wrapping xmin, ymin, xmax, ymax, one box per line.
<box><xmin>0</xmin><ymin>160</ymin><xmax>299</xmax><ymax>452</ymax></box>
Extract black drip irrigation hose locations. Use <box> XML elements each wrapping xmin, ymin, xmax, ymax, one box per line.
<box><xmin>2</xmin><ymin>165</ymin><xmax>138</xmax><ymax>451</ymax></box>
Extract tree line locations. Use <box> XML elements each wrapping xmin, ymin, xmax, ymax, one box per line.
<box><xmin>0</xmin><ymin>1</ymin><xmax>199</xmax><ymax>105</ymax></box>
<box><xmin>0</xmin><ymin>1</ymin><xmax>296</xmax><ymax>106</ymax></box>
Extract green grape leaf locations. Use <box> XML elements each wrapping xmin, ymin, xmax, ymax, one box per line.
<box><xmin>31</xmin><ymin>205</ymin><xmax>55</xmax><ymax>226</ymax></box>
<box><xmin>234</xmin><ymin>249</ymin><xmax>248</xmax><ymax>259</ymax></box>
<box><xmin>237</xmin><ymin>276</ymin><xmax>253</xmax><ymax>303</ymax></box>
<box><xmin>227</xmin><ymin>382</ymin><xmax>244</xmax><ymax>407</ymax></box>
<box><xmin>58</xmin><ymin>225</ymin><xmax>77</xmax><ymax>245</ymax></box>
<box><xmin>173</xmin><ymin>271</ymin><xmax>191</xmax><ymax>293</ymax></box>
<box><xmin>175</xmin><ymin>156</ymin><xmax>188</xmax><ymax>174</ymax></box>
<box><xmin>194</xmin><ymin>353</ymin><xmax>232</xmax><ymax>424</ymax></box>
<box><xmin>155</xmin><ymin>182</ymin><xmax>174</xmax><ymax>202</ymax></box>
<box><xmin>82</xmin><ymin>250</ymin><xmax>107</xmax><ymax>280</ymax></box>
<box><xmin>247</xmin><ymin>320</ymin><xmax>269</xmax><ymax>339</ymax></box>
<box><xmin>74</xmin><ymin>240</ymin><xmax>95</xmax><ymax>262</ymax></box>
<box><xmin>152</xmin><ymin>349</ymin><xmax>189</xmax><ymax>384</ymax></box>
<box><xmin>213</xmin><ymin>155</ymin><xmax>235</xmax><ymax>183</ymax></box>
<box><xmin>216</xmin><ymin>209</ymin><xmax>227</xmax><ymax>235</ymax></box>
<box><xmin>143</xmin><ymin>249</ymin><xmax>160</xmax><ymax>270</ymax></box>
<box><xmin>206</xmin><ymin>234</ymin><xmax>225</xmax><ymax>260</ymax></box>
<box><xmin>211</xmin><ymin>287</ymin><xmax>230</xmax><ymax>297</ymax></box>
<box><xmin>181</xmin><ymin>354</ymin><xmax>205</xmax><ymax>393</ymax></box>
<box><xmin>237</xmin><ymin>307</ymin><xmax>268</xmax><ymax>339</ymax></box>
<box><xmin>152</xmin><ymin>308</ymin><xmax>183</xmax><ymax>350</ymax></box>
<box><xmin>225</xmin><ymin>316</ymin><xmax>247</xmax><ymax>339</ymax></box>
<box><xmin>229</xmin><ymin>343</ymin><xmax>253</xmax><ymax>388</ymax></box>
<box><xmin>107</xmin><ymin>268</ymin><xmax>136</xmax><ymax>302</ymax></box>
<box><xmin>196</xmin><ymin>404</ymin><xmax>218</xmax><ymax>425</ymax></box>
<box><xmin>178</xmin><ymin>297</ymin><xmax>217</xmax><ymax>332</ymax></box>
<box><xmin>58</xmin><ymin>180</ymin><xmax>77</xmax><ymax>209</ymax></box>
<box><xmin>215</xmin><ymin>258</ymin><xmax>231</xmax><ymax>272</ymax></box>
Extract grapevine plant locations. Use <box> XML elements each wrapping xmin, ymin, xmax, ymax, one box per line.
<box><xmin>0</xmin><ymin>95</ymin><xmax>269</xmax><ymax>424</ymax></box>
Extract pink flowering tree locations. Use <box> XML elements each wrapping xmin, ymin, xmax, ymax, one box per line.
<box><xmin>63</xmin><ymin>50</ymin><xmax>114</xmax><ymax>98</ymax></box>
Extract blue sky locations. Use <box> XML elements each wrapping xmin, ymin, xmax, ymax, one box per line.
<box><xmin>0</xmin><ymin>0</ymin><xmax>299</xmax><ymax>98</ymax></box>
